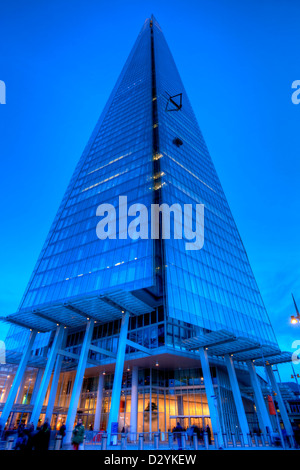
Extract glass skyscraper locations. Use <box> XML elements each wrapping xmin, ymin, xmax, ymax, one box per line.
<box><xmin>0</xmin><ymin>16</ymin><xmax>293</xmax><ymax>448</ymax></box>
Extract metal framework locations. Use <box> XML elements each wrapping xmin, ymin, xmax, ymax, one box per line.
<box><xmin>182</xmin><ymin>329</ymin><xmax>291</xmax><ymax>366</ymax></box>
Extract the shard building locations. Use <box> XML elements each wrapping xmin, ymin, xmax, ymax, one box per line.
<box><xmin>0</xmin><ymin>16</ymin><xmax>294</xmax><ymax>447</ymax></box>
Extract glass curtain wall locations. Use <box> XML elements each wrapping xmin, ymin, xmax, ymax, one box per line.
<box><xmin>152</xmin><ymin>17</ymin><xmax>277</xmax><ymax>346</ymax></box>
<box><xmin>50</xmin><ymin>367</ymin><xmax>216</xmax><ymax>435</ymax></box>
<box><xmin>18</xmin><ymin>20</ymin><xmax>154</xmax><ymax>311</ymax></box>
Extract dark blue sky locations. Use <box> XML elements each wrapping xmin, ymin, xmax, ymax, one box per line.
<box><xmin>0</xmin><ymin>0</ymin><xmax>299</xmax><ymax>381</ymax></box>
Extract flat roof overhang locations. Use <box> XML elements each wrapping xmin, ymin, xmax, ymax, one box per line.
<box><xmin>3</xmin><ymin>348</ymin><xmax>83</xmax><ymax>372</ymax></box>
<box><xmin>253</xmin><ymin>351</ymin><xmax>294</xmax><ymax>366</ymax></box>
<box><xmin>3</xmin><ymin>289</ymin><xmax>153</xmax><ymax>333</ymax></box>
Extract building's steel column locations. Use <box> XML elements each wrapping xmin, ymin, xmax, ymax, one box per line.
<box><xmin>45</xmin><ymin>329</ymin><xmax>67</xmax><ymax>423</ymax></box>
<box><xmin>199</xmin><ymin>348</ymin><xmax>224</xmax><ymax>447</ymax></box>
<box><xmin>31</xmin><ymin>326</ymin><xmax>65</xmax><ymax>427</ymax></box>
<box><xmin>1</xmin><ymin>374</ymin><xmax>14</xmax><ymax>403</ymax></box>
<box><xmin>0</xmin><ymin>330</ymin><xmax>37</xmax><ymax>428</ymax></box>
<box><xmin>65</xmin><ymin>320</ymin><xmax>94</xmax><ymax>442</ymax></box>
<box><xmin>265</xmin><ymin>364</ymin><xmax>293</xmax><ymax>436</ymax></box>
<box><xmin>247</xmin><ymin>361</ymin><xmax>273</xmax><ymax>435</ymax></box>
<box><xmin>30</xmin><ymin>369</ymin><xmax>44</xmax><ymax>406</ymax></box>
<box><xmin>225</xmin><ymin>354</ymin><xmax>250</xmax><ymax>442</ymax></box>
<box><xmin>94</xmin><ymin>373</ymin><xmax>104</xmax><ymax>432</ymax></box>
<box><xmin>107</xmin><ymin>311</ymin><xmax>130</xmax><ymax>434</ymax></box>
<box><xmin>15</xmin><ymin>374</ymin><xmax>27</xmax><ymax>405</ymax></box>
<box><xmin>130</xmin><ymin>365</ymin><xmax>138</xmax><ymax>439</ymax></box>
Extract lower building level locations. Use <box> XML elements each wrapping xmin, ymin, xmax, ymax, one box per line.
<box><xmin>0</xmin><ymin>312</ymin><xmax>296</xmax><ymax>448</ymax></box>
<box><xmin>0</xmin><ymin>355</ymin><xmax>295</xmax><ymax>443</ymax></box>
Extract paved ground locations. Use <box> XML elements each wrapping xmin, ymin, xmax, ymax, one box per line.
<box><xmin>1</xmin><ymin>437</ymin><xmax>296</xmax><ymax>451</ymax></box>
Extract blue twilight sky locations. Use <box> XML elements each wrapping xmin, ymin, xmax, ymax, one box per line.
<box><xmin>0</xmin><ymin>0</ymin><xmax>299</xmax><ymax>381</ymax></box>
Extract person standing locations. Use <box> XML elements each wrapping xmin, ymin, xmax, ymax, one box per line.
<box><xmin>206</xmin><ymin>424</ymin><xmax>212</xmax><ymax>445</ymax></box>
<box><xmin>71</xmin><ymin>418</ymin><xmax>85</xmax><ymax>450</ymax></box>
<box><xmin>25</xmin><ymin>422</ymin><xmax>35</xmax><ymax>451</ymax></box>
<box><xmin>58</xmin><ymin>421</ymin><xmax>66</xmax><ymax>449</ymax></box>
<box><xmin>186</xmin><ymin>425</ymin><xmax>194</xmax><ymax>446</ymax></box>
<box><xmin>15</xmin><ymin>422</ymin><xmax>26</xmax><ymax>450</ymax></box>
<box><xmin>173</xmin><ymin>422</ymin><xmax>183</xmax><ymax>450</ymax></box>
<box><xmin>39</xmin><ymin>417</ymin><xmax>51</xmax><ymax>451</ymax></box>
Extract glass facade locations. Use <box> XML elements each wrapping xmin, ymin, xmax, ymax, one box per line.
<box><xmin>11</xmin><ymin>17</ymin><xmax>277</xmax><ymax>350</ymax></box>
<box><xmin>151</xmin><ymin>18</ymin><xmax>277</xmax><ymax>345</ymax></box>
<box><xmin>81</xmin><ymin>368</ymin><xmax>214</xmax><ymax>435</ymax></box>
<box><xmin>7</xmin><ymin>365</ymin><xmax>259</xmax><ymax>437</ymax></box>
<box><xmin>28</xmin><ymin>368</ymin><xmax>215</xmax><ymax>434</ymax></box>
<box><xmin>18</xmin><ymin>20</ymin><xmax>155</xmax><ymax>311</ymax></box>
<box><xmin>2</xmin><ymin>17</ymin><xmax>283</xmax><ymax>441</ymax></box>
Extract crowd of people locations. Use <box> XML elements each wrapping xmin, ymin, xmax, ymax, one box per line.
<box><xmin>2</xmin><ymin>418</ymin><xmax>300</xmax><ymax>450</ymax></box>
<box><xmin>172</xmin><ymin>422</ymin><xmax>212</xmax><ymax>449</ymax></box>
<box><xmin>1</xmin><ymin>417</ymin><xmax>85</xmax><ymax>451</ymax></box>
<box><xmin>10</xmin><ymin>418</ymin><xmax>53</xmax><ymax>451</ymax></box>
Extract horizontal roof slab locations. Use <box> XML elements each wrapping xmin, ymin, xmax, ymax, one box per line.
<box><xmin>182</xmin><ymin>329</ymin><xmax>286</xmax><ymax>363</ymax></box>
<box><xmin>4</xmin><ymin>289</ymin><xmax>153</xmax><ymax>332</ymax></box>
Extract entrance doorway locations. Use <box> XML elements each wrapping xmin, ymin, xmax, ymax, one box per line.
<box><xmin>170</xmin><ymin>415</ymin><xmax>211</xmax><ymax>431</ymax></box>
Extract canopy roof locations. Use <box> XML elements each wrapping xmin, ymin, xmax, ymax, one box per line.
<box><xmin>4</xmin><ymin>289</ymin><xmax>153</xmax><ymax>332</ymax></box>
<box><xmin>182</xmin><ymin>329</ymin><xmax>293</xmax><ymax>365</ymax></box>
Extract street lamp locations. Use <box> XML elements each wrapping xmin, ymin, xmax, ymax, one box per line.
<box><xmin>290</xmin><ymin>293</ymin><xmax>300</xmax><ymax>324</ymax></box>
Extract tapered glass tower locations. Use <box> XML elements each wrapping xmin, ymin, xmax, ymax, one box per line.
<box><xmin>2</xmin><ymin>16</ymin><xmax>292</xmax><ymax>444</ymax></box>
<box><xmin>10</xmin><ymin>17</ymin><xmax>276</xmax><ymax>346</ymax></box>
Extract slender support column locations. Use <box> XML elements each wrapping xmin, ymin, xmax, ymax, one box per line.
<box><xmin>44</xmin><ymin>376</ymin><xmax>53</xmax><ymax>406</ymax></box>
<box><xmin>7</xmin><ymin>412</ymin><xmax>14</xmax><ymax>430</ymax></box>
<box><xmin>15</xmin><ymin>376</ymin><xmax>26</xmax><ymax>405</ymax></box>
<box><xmin>65</xmin><ymin>320</ymin><xmax>94</xmax><ymax>442</ymax></box>
<box><xmin>0</xmin><ymin>330</ymin><xmax>37</xmax><ymax>428</ymax></box>
<box><xmin>199</xmin><ymin>348</ymin><xmax>224</xmax><ymax>447</ymax></box>
<box><xmin>31</xmin><ymin>326</ymin><xmax>65</xmax><ymax>427</ymax></box>
<box><xmin>45</xmin><ymin>330</ymin><xmax>67</xmax><ymax>422</ymax></box>
<box><xmin>1</xmin><ymin>374</ymin><xmax>14</xmax><ymax>403</ymax></box>
<box><xmin>30</xmin><ymin>369</ymin><xmax>44</xmax><ymax>406</ymax></box>
<box><xmin>225</xmin><ymin>355</ymin><xmax>250</xmax><ymax>442</ymax></box>
<box><xmin>107</xmin><ymin>311</ymin><xmax>130</xmax><ymax>434</ymax></box>
<box><xmin>247</xmin><ymin>361</ymin><xmax>273</xmax><ymax>435</ymax></box>
<box><xmin>15</xmin><ymin>374</ymin><xmax>26</xmax><ymax>404</ymax></box>
<box><xmin>265</xmin><ymin>364</ymin><xmax>293</xmax><ymax>436</ymax></box>
<box><xmin>94</xmin><ymin>374</ymin><xmax>104</xmax><ymax>432</ymax></box>
<box><xmin>45</xmin><ymin>330</ymin><xmax>67</xmax><ymax>423</ymax></box>
<box><xmin>130</xmin><ymin>366</ymin><xmax>138</xmax><ymax>439</ymax></box>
